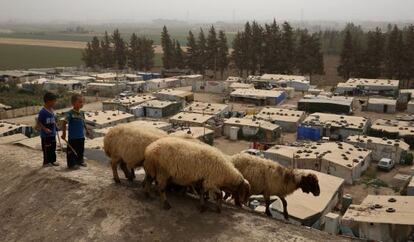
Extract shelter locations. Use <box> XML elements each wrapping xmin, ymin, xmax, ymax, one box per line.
<box><xmin>183</xmin><ymin>102</ymin><xmax>229</xmax><ymax>117</ymax></box>
<box><xmin>43</xmin><ymin>79</ymin><xmax>82</xmax><ymax>92</ymax></box>
<box><xmin>251</xmin><ymin>107</ymin><xmax>306</xmax><ymax>132</ymax></box>
<box><xmin>264</xmin><ymin>142</ymin><xmax>371</xmax><ymax>184</ymax></box>
<box><xmin>335</xmin><ymin>78</ymin><xmax>399</xmax><ymax>96</ymax></box>
<box><xmin>93</xmin><ymin>120</ymin><xmax>172</xmax><ymax>138</ymax></box>
<box><xmin>169</xmin><ymin>112</ymin><xmax>214</xmax><ymax>127</ymax></box>
<box><xmin>223</xmin><ymin>117</ymin><xmax>281</xmax><ymax>143</ymax></box>
<box><xmin>257</xmin><ymin>74</ymin><xmax>310</xmax><ymax>91</ymax></box>
<box><xmin>370</xmin><ymin>119</ymin><xmax>414</xmax><ymax>148</ymax></box>
<box><xmin>346</xmin><ymin>135</ymin><xmax>409</xmax><ymax>163</ymax></box>
<box><xmin>170</xmin><ymin>127</ymin><xmax>215</xmax><ymax>145</ymax></box>
<box><xmin>366</xmin><ymin>98</ymin><xmax>397</xmax><ymax>113</ymax></box>
<box><xmin>0</xmin><ymin>121</ymin><xmax>32</xmax><ymax>137</ymax></box>
<box><xmin>153</xmin><ymin>89</ymin><xmax>194</xmax><ymax>106</ymax></box>
<box><xmin>84</xmin><ymin>110</ymin><xmax>135</xmax><ymax>129</ymax></box>
<box><xmin>342</xmin><ymin>195</ymin><xmax>414</xmax><ymax>242</ymax></box>
<box><xmin>230</xmin><ymin>89</ymin><xmax>286</xmax><ymax>106</ymax></box>
<box><xmin>102</xmin><ymin>95</ymin><xmax>156</xmax><ymax>112</ymax></box>
<box><xmin>192</xmin><ymin>79</ymin><xmax>229</xmax><ymax>94</ymax></box>
<box><xmin>299</xmin><ymin>113</ymin><xmax>369</xmax><ymax>140</ymax></box>
<box><xmin>298</xmin><ymin>96</ymin><xmax>354</xmax><ymax>114</ymax></box>
<box><xmin>86</xmin><ymin>82</ymin><xmax>127</xmax><ymax>97</ymax></box>
<box><xmin>140</xmin><ymin>100</ymin><xmax>182</xmax><ymax>118</ymax></box>
<box><xmin>145</xmin><ymin>78</ymin><xmax>180</xmax><ymax>91</ymax></box>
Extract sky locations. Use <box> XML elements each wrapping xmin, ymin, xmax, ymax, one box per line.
<box><xmin>0</xmin><ymin>0</ymin><xmax>413</xmax><ymax>23</ymax></box>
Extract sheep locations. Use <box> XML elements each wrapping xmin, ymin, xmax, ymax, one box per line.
<box><xmin>230</xmin><ymin>153</ymin><xmax>320</xmax><ymax>219</ymax></box>
<box><xmin>143</xmin><ymin>136</ymin><xmax>251</xmax><ymax>212</ymax></box>
<box><xmin>103</xmin><ymin>123</ymin><xmax>167</xmax><ymax>183</ymax></box>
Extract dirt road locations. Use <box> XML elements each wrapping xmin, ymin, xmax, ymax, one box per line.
<box><xmin>0</xmin><ymin>144</ymin><xmax>350</xmax><ymax>241</ymax></box>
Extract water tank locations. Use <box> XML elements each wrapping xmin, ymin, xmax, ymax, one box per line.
<box><xmin>341</xmin><ymin>194</ymin><xmax>353</xmax><ymax>214</ymax></box>
<box><xmin>249</xmin><ymin>200</ymin><xmax>260</xmax><ymax>210</ymax></box>
<box><xmin>229</xmin><ymin>126</ymin><xmax>239</xmax><ymax>141</ymax></box>
<box><xmin>324</xmin><ymin>212</ymin><xmax>340</xmax><ymax>235</ymax></box>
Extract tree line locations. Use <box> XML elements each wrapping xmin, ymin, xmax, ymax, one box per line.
<box><xmin>231</xmin><ymin>21</ymin><xmax>324</xmax><ymax>78</ymax></box>
<box><xmin>337</xmin><ymin>24</ymin><xmax>414</xmax><ymax>82</ymax></box>
<box><xmin>160</xmin><ymin>25</ymin><xmax>229</xmax><ymax>79</ymax></box>
<box><xmin>82</xmin><ymin>29</ymin><xmax>155</xmax><ymax>70</ymax></box>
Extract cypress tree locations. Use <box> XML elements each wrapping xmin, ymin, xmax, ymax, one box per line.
<box><xmin>196</xmin><ymin>28</ymin><xmax>208</xmax><ymax>75</ymax></box>
<box><xmin>217</xmin><ymin>30</ymin><xmax>229</xmax><ymax>79</ymax></box>
<box><xmin>232</xmin><ymin>31</ymin><xmax>246</xmax><ymax>76</ymax></box>
<box><xmin>112</xmin><ymin>29</ymin><xmax>127</xmax><ymax>69</ymax></box>
<box><xmin>250</xmin><ymin>21</ymin><xmax>264</xmax><ymax>75</ymax></box>
<box><xmin>141</xmin><ymin>37</ymin><xmax>155</xmax><ymax>71</ymax></box>
<box><xmin>82</xmin><ymin>36</ymin><xmax>101</xmax><ymax>68</ymax></box>
<box><xmin>362</xmin><ymin>28</ymin><xmax>384</xmax><ymax>78</ymax></box>
<box><xmin>128</xmin><ymin>33</ymin><xmax>141</xmax><ymax>70</ymax></box>
<box><xmin>186</xmin><ymin>31</ymin><xmax>198</xmax><ymax>72</ymax></box>
<box><xmin>161</xmin><ymin>26</ymin><xmax>174</xmax><ymax>69</ymax></box>
<box><xmin>385</xmin><ymin>25</ymin><xmax>405</xmax><ymax>79</ymax></box>
<box><xmin>100</xmin><ymin>31</ymin><xmax>114</xmax><ymax>69</ymax></box>
<box><xmin>280</xmin><ymin>22</ymin><xmax>295</xmax><ymax>74</ymax></box>
<box><xmin>206</xmin><ymin>25</ymin><xmax>219</xmax><ymax>78</ymax></box>
<box><xmin>405</xmin><ymin>25</ymin><xmax>414</xmax><ymax>86</ymax></box>
<box><xmin>337</xmin><ymin>30</ymin><xmax>355</xmax><ymax>79</ymax></box>
<box><xmin>173</xmin><ymin>40</ymin><xmax>185</xmax><ymax>69</ymax></box>
<box><xmin>263</xmin><ymin>20</ymin><xmax>281</xmax><ymax>73</ymax></box>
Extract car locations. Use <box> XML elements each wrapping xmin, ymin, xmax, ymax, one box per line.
<box><xmin>377</xmin><ymin>158</ymin><xmax>395</xmax><ymax>171</ymax></box>
<box><xmin>242</xmin><ymin>149</ymin><xmax>264</xmax><ymax>157</ymax></box>
<box><xmin>119</xmin><ymin>91</ymin><xmax>135</xmax><ymax>97</ymax></box>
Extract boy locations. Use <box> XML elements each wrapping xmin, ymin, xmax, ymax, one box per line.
<box><xmin>37</xmin><ymin>92</ymin><xmax>59</xmax><ymax>167</ymax></box>
<box><xmin>61</xmin><ymin>94</ymin><xmax>91</xmax><ymax>169</ymax></box>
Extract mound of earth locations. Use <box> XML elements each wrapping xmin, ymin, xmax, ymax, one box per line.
<box><xmin>0</xmin><ymin>144</ymin><xmax>350</xmax><ymax>241</ymax></box>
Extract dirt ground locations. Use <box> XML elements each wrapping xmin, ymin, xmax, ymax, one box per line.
<box><xmin>0</xmin><ymin>144</ymin><xmax>351</xmax><ymax>242</ymax></box>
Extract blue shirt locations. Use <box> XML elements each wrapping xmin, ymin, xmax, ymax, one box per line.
<box><xmin>65</xmin><ymin>109</ymin><xmax>85</xmax><ymax>140</ymax></box>
<box><xmin>38</xmin><ymin>107</ymin><xmax>57</xmax><ymax>138</ymax></box>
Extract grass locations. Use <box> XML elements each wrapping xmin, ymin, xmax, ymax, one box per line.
<box><xmin>0</xmin><ymin>44</ymin><xmax>83</xmax><ymax>70</ymax></box>
<box><xmin>0</xmin><ymin>44</ymin><xmax>163</xmax><ymax>70</ymax></box>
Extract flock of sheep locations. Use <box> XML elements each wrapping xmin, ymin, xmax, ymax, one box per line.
<box><xmin>103</xmin><ymin>123</ymin><xmax>320</xmax><ymax>218</ymax></box>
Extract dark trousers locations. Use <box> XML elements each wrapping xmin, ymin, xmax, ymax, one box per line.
<box><xmin>41</xmin><ymin>137</ymin><xmax>56</xmax><ymax>165</ymax></box>
<box><xmin>67</xmin><ymin>138</ymin><xmax>85</xmax><ymax>168</ymax></box>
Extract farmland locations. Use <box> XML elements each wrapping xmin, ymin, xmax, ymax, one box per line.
<box><xmin>0</xmin><ymin>44</ymin><xmax>163</xmax><ymax>70</ymax></box>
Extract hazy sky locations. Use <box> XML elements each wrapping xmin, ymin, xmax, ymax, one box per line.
<box><xmin>0</xmin><ymin>0</ymin><xmax>413</xmax><ymax>23</ymax></box>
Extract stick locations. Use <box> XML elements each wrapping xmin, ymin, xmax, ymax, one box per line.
<box><xmin>62</xmin><ymin>138</ymin><xmax>79</xmax><ymax>157</ymax></box>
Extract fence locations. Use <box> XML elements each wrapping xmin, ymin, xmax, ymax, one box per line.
<box><xmin>0</xmin><ymin>106</ymin><xmax>42</xmax><ymax>119</ymax></box>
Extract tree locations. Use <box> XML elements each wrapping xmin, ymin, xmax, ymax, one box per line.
<box><xmin>100</xmin><ymin>31</ymin><xmax>114</xmax><ymax>68</ymax></box>
<box><xmin>206</xmin><ymin>25</ymin><xmax>219</xmax><ymax>78</ymax></box>
<box><xmin>280</xmin><ymin>22</ymin><xmax>295</xmax><ymax>74</ymax></box>
<box><xmin>404</xmin><ymin>25</ymin><xmax>414</xmax><ymax>86</ymax></box>
<box><xmin>173</xmin><ymin>40</ymin><xmax>185</xmax><ymax>69</ymax></box>
<box><xmin>186</xmin><ymin>30</ymin><xmax>198</xmax><ymax>72</ymax></box>
<box><xmin>140</xmin><ymin>37</ymin><xmax>155</xmax><ymax>71</ymax></box>
<box><xmin>295</xmin><ymin>31</ymin><xmax>324</xmax><ymax>81</ymax></box>
<box><xmin>362</xmin><ymin>28</ymin><xmax>384</xmax><ymax>78</ymax></box>
<box><xmin>82</xmin><ymin>36</ymin><xmax>101</xmax><ymax>68</ymax></box>
<box><xmin>112</xmin><ymin>29</ymin><xmax>127</xmax><ymax>69</ymax></box>
<box><xmin>161</xmin><ymin>26</ymin><xmax>174</xmax><ymax>69</ymax></box>
<box><xmin>232</xmin><ymin>31</ymin><xmax>247</xmax><ymax>76</ymax></box>
<box><xmin>263</xmin><ymin>20</ymin><xmax>281</xmax><ymax>73</ymax></box>
<box><xmin>217</xmin><ymin>30</ymin><xmax>229</xmax><ymax>79</ymax></box>
<box><xmin>249</xmin><ymin>21</ymin><xmax>264</xmax><ymax>75</ymax></box>
<box><xmin>196</xmin><ymin>28</ymin><xmax>208</xmax><ymax>75</ymax></box>
<box><xmin>128</xmin><ymin>33</ymin><xmax>141</xmax><ymax>70</ymax></box>
<box><xmin>384</xmin><ymin>25</ymin><xmax>405</xmax><ymax>79</ymax></box>
<box><xmin>337</xmin><ymin>30</ymin><xmax>355</xmax><ymax>79</ymax></box>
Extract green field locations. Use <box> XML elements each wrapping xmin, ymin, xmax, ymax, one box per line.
<box><xmin>0</xmin><ymin>44</ymin><xmax>163</xmax><ymax>70</ymax></box>
<box><xmin>0</xmin><ymin>44</ymin><xmax>83</xmax><ymax>70</ymax></box>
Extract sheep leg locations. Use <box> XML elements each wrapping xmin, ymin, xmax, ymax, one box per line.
<box><xmin>280</xmin><ymin>197</ymin><xmax>289</xmax><ymax>220</ymax></box>
<box><xmin>119</xmin><ymin>161</ymin><xmax>133</xmax><ymax>182</ymax></box>
<box><xmin>198</xmin><ymin>187</ymin><xmax>207</xmax><ymax>213</ymax></box>
<box><xmin>143</xmin><ymin>175</ymin><xmax>153</xmax><ymax>198</ymax></box>
<box><xmin>214</xmin><ymin>192</ymin><xmax>223</xmax><ymax>213</ymax></box>
<box><xmin>111</xmin><ymin>159</ymin><xmax>121</xmax><ymax>183</ymax></box>
<box><xmin>264</xmin><ymin>195</ymin><xmax>272</xmax><ymax>217</ymax></box>
<box><xmin>157</xmin><ymin>177</ymin><xmax>171</xmax><ymax>210</ymax></box>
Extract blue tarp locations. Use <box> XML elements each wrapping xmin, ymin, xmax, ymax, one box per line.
<box><xmin>297</xmin><ymin>125</ymin><xmax>321</xmax><ymax>141</ymax></box>
<box><xmin>275</xmin><ymin>92</ymin><xmax>287</xmax><ymax>104</ymax></box>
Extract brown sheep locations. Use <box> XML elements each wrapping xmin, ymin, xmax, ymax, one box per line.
<box><xmin>230</xmin><ymin>153</ymin><xmax>320</xmax><ymax>219</ymax></box>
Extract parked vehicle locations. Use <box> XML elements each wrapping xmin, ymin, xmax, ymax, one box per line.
<box><xmin>377</xmin><ymin>158</ymin><xmax>395</xmax><ymax>171</ymax></box>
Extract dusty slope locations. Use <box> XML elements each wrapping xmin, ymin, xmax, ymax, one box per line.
<box><xmin>0</xmin><ymin>144</ymin><xmax>351</xmax><ymax>242</ymax></box>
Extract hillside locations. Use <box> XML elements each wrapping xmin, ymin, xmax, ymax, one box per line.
<box><xmin>0</xmin><ymin>144</ymin><xmax>351</xmax><ymax>242</ymax></box>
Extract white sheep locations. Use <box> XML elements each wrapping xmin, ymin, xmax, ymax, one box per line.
<box><xmin>103</xmin><ymin>123</ymin><xmax>167</xmax><ymax>183</ymax></box>
<box><xmin>143</xmin><ymin>136</ymin><xmax>251</xmax><ymax>212</ymax></box>
<box><xmin>230</xmin><ymin>153</ymin><xmax>320</xmax><ymax>219</ymax></box>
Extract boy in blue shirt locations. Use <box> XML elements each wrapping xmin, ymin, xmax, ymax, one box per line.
<box><xmin>61</xmin><ymin>94</ymin><xmax>91</xmax><ymax>169</ymax></box>
<box><xmin>37</xmin><ymin>92</ymin><xmax>60</xmax><ymax>167</ymax></box>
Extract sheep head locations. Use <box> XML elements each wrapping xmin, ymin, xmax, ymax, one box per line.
<box><xmin>298</xmin><ymin>173</ymin><xmax>320</xmax><ymax>196</ymax></box>
<box><xmin>237</xmin><ymin>179</ymin><xmax>251</xmax><ymax>205</ymax></box>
